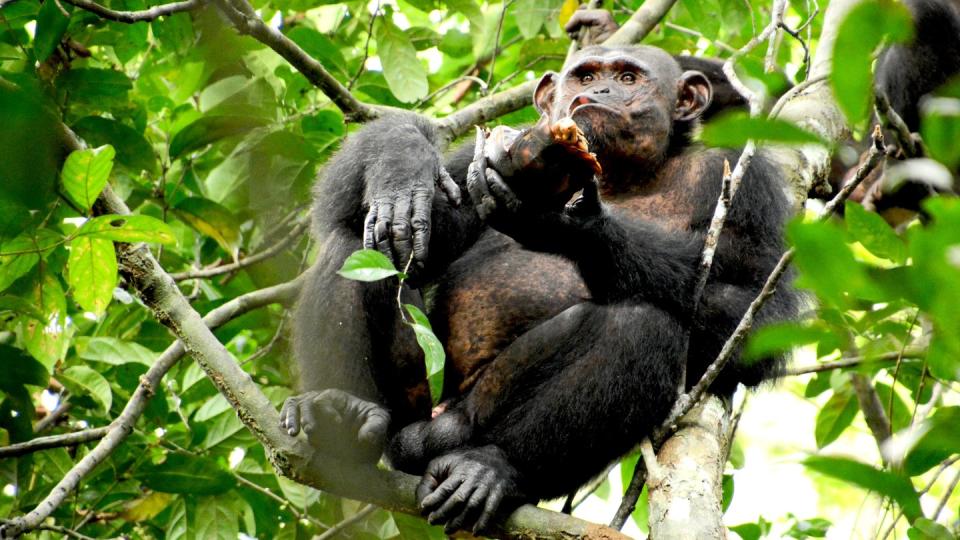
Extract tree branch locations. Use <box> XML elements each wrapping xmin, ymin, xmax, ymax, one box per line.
<box><xmin>603</xmin><ymin>0</ymin><xmax>679</xmax><ymax>46</ymax></box>
<box><xmin>850</xmin><ymin>373</ymin><xmax>892</xmax><ymax>455</ymax></box>
<box><xmin>786</xmin><ymin>348</ymin><xmax>925</xmax><ymax>376</ymax></box>
<box><xmin>61</xmin><ymin>0</ymin><xmax>198</xmax><ymax>23</ymax></box>
<box><xmin>0</xmin><ymin>427</ymin><xmax>109</xmax><ymax>459</ymax></box>
<box><xmin>210</xmin><ymin>0</ymin><xmax>380</xmax><ymax>123</ymax></box>
<box><xmin>170</xmin><ymin>218</ymin><xmax>309</xmax><ymax>281</ymax></box>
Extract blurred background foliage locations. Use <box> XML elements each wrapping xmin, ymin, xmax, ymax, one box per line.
<box><xmin>0</xmin><ymin>0</ymin><xmax>959</xmax><ymax>537</ymax></box>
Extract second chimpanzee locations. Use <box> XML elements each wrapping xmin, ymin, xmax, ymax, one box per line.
<box><xmin>280</xmin><ymin>44</ymin><xmax>799</xmax><ymax>532</ymax></box>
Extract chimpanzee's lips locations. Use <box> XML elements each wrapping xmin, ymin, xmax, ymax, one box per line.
<box><xmin>568</xmin><ymin>96</ymin><xmax>621</xmax><ymax>117</ymax></box>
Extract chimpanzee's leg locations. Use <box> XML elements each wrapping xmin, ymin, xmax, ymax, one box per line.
<box><xmin>390</xmin><ymin>302</ymin><xmax>686</xmax><ymax>532</ymax></box>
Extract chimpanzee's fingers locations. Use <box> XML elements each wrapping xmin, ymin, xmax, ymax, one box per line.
<box><xmin>419</xmin><ymin>471</ymin><xmax>465</xmax><ymax>512</ymax></box>
<box><xmin>280</xmin><ymin>397</ymin><xmax>300</xmax><ymax>436</ymax></box>
<box><xmin>430</xmin><ymin>479</ymin><xmax>477</xmax><ymax>528</ymax></box>
<box><xmin>447</xmin><ymin>482</ymin><xmax>489</xmax><ymax>533</ymax></box>
<box><xmin>484</xmin><ymin>168</ymin><xmax>521</xmax><ymax>213</ymax></box>
<box><xmin>363</xmin><ymin>202</ymin><xmax>378</xmax><ymax>250</ymax></box>
<box><xmin>392</xmin><ymin>194</ymin><xmax>414</xmax><ymax>268</ymax></box>
<box><xmin>357</xmin><ymin>408</ymin><xmax>390</xmax><ymax>446</ymax></box>
<box><xmin>411</xmin><ymin>188</ymin><xmax>432</xmax><ymax>267</ymax></box>
<box><xmin>416</xmin><ymin>473</ymin><xmax>440</xmax><ymax>509</ymax></box>
<box><xmin>374</xmin><ymin>201</ymin><xmax>395</xmax><ymax>262</ymax></box>
<box><xmin>438</xmin><ymin>166</ymin><xmax>461</xmax><ymax>207</ymax></box>
<box><xmin>474</xmin><ymin>483</ymin><xmax>506</xmax><ymax>534</ymax></box>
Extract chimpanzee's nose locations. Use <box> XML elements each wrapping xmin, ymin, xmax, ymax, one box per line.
<box><xmin>591</xmin><ymin>84</ymin><xmax>611</xmax><ymax>94</ymax></box>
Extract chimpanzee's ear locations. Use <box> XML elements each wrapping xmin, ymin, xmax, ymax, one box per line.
<box><xmin>534</xmin><ymin>72</ymin><xmax>559</xmax><ymax>116</ymax></box>
<box><xmin>674</xmin><ymin>70</ymin><xmax>713</xmax><ymax>122</ymax></box>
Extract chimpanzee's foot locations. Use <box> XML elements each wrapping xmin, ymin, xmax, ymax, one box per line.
<box><xmin>280</xmin><ymin>389</ymin><xmax>390</xmax><ymax>463</ymax></box>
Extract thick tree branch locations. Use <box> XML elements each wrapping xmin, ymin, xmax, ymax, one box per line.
<box><xmin>60</xmin><ymin>0</ymin><xmax>198</xmax><ymax>23</ymax></box>
<box><xmin>850</xmin><ymin>374</ymin><xmax>892</xmax><ymax>457</ymax></box>
<box><xmin>210</xmin><ymin>0</ymin><xmax>379</xmax><ymax>122</ymax></box>
<box><xmin>0</xmin><ymin>427</ymin><xmax>109</xmax><ymax>459</ymax></box>
<box><xmin>170</xmin><ymin>218</ymin><xmax>309</xmax><ymax>281</ymax></box>
<box><xmin>603</xmin><ymin>0</ymin><xmax>680</xmax><ymax>46</ymax></box>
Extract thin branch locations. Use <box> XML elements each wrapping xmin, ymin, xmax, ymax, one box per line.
<box><xmin>882</xmin><ymin>455</ymin><xmax>960</xmax><ymax>539</ymax></box>
<box><xmin>0</xmin><ymin>427</ymin><xmax>109</xmax><ymax>459</ymax></box>
<box><xmin>850</xmin><ymin>373</ymin><xmax>892</xmax><ymax>454</ymax></box>
<box><xmin>875</xmin><ymin>93</ymin><xmax>921</xmax><ymax>158</ymax></box>
<box><xmin>210</xmin><ymin>0</ymin><xmax>379</xmax><ymax>123</ymax></box>
<box><xmin>60</xmin><ymin>0</ymin><xmax>198</xmax><ymax>22</ymax></box>
<box><xmin>35</xmin><ymin>398</ymin><xmax>72</xmax><ymax>433</ymax></box>
<box><xmin>171</xmin><ymin>218</ymin><xmax>309</xmax><ymax>281</ymax></box>
<box><xmin>786</xmin><ymin>348</ymin><xmax>925</xmax><ymax>376</ymax></box>
<box><xmin>932</xmin><ymin>466</ymin><xmax>960</xmax><ymax>521</ymax></box>
<box><xmin>664</xmin><ymin>22</ymin><xmax>737</xmax><ymax>53</ymax></box>
<box><xmin>313</xmin><ymin>505</ymin><xmax>377</xmax><ymax>540</ymax></box>
<box><xmin>34</xmin><ymin>524</ymin><xmax>101</xmax><ymax>540</ymax></box>
<box><xmin>234</xmin><ymin>473</ymin><xmax>326</xmax><ymax>529</ymax></box>
<box><xmin>348</xmin><ymin>1</ymin><xmax>379</xmax><ymax>90</ymax></box>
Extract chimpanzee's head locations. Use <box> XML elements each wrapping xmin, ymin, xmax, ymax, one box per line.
<box><xmin>533</xmin><ymin>45</ymin><xmax>712</xmax><ymax>173</ymax></box>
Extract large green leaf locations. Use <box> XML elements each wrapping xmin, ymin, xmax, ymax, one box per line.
<box><xmin>903</xmin><ymin>407</ymin><xmax>960</xmax><ymax>476</ymax></box>
<box><xmin>405</xmin><ymin>303</ymin><xmax>444</xmax><ymax>405</ymax></box>
<box><xmin>804</xmin><ymin>456</ymin><xmax>922</xmax><ymax>522</ymax></box>
<box><xmin>337</xmin><ymin>249</ymin><xmax>401</xmax><ymax>282</ymax></box>
<box><xmin>844</xmin><ymin>201</ymin><xmax>906</xmax><ymax>263</ymax></box>
<box><xmin>701</xmin><ymin>114</ymin><xmax>825</xmax><ymax>148</ymax></box>
<box><xmin>77</xmin><ymin>214</ymin><xmax>176</xmax><ymax>245</ymax></box>
<box><xmin>71</xmin><ymin>116</ymin><xmax>158</xmax><ymax>175</ymax></box>
<box><xmin>285</xmin><ymin>27</ymin><xmax>349</xmax><ymax>77</ymax></box>
<box><xmin>33</xmin><ymin>0</ymin><xmax>71</xmax><ymax>62</ymax></box>
<box><xmin>814</xmin><ymin>390</ymin><xmax>858</xmax><ymax>448</ymax></box>
<box><xmin>76</xmin><ymin>337</ymin><xmax>158</xmax><ymax>366</ymax></box>
<box><xmin>375</xmin><ymin>18</ymin><xmax>428</xmax><ymax>103</ymax></box>
<box><xmin>194</xmin><ymin>495</ymin><xmax>241</xmax><ymax>540</ymax></box>
<box><xmin>169</xmin><ymin>116</ymin><xmax>271</xmax><ymax>160</ymax></box>
<box><xmin>0</xmin><ymin>344</ymin><xmax>50</xmax><ymax>393</ymax></box>
<box><xmin>62</xmin><ymin>365</ymin><xmax>113</xmax><ymax>413</ymax></box>
<box><xmin>172</xmin><ymin>197</ymin><xmax>241</xmax><ymax>258</ymax></box>
<box><xmin>831</xmin><ymin>0</ymin><xmax>913</xmax><ymax>126</ymax></box>
<box><xmin>67</xmin><ymin>236</ymin><xmax>117</xmax><ymax>316</ymax></box>
<box><xmin>921</xmin><ymin>97</ymin><xmax>960</xmax><ymax>170</ymax></box>
<box><xmin>58</xmin><ymin>69</ymin><xmax>133</xmax><ymax>104</ymax></box>
<box><xmin>136</xmin><ymin>454</ymin><xmax>235</xmax><ymax>495</ymax></box>
<box><xmin>0</xmin><ymin>229</ymin><xmax>62</xmax><ymax>293</ymax></box>
<box><xmin>61</xmin><ymin>145</ymin><xmax>116</xmax><ymax>212</ymax></box>
<box><xmin>21</xmin><ymin>273</ymin><xmax>70</xmax><ymax>370</ymax></box>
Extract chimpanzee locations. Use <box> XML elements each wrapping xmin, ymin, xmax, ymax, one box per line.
<box><xmin>280</xmin><ymin>44</ymin><xmax>799</xmax><ymax>532</ymax></box>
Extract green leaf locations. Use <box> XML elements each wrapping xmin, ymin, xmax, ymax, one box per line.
<box><xmin>68</xmin><ymin>236</ymin><xmax>117</xmax><ymax>316</ymax></box>
<box><xmin>202</xmin><ymin>408</ymin><xmax>245</xmax><ymax>449</ymax></box>
<box><xmin>700</xmin><ymin>112</ymin><xmax>826</xmax><ymax>148</ymax></box>
<box><xmin>785</xmin><ymin>516</ymin><xmax>831</xmax><ymax>538</ymax></box>
<box><xmin>439</xmin><ymin>29</ymin><xmax>472</xmax><ymax>58</ymax></box>
<box><xmin>337</xmin><ymin>249</ymin><xmax>401</xmax><ymax>282</ymax></box>
<box><xmin>195</xmin><ymin>495</ymin><xmax>241</xmax><ymax>540</ymax></box>
<box><xmin>907</xmin><ymin>518</ymin><xmax>954</xmax><ymax>540</ymax></box>
<box><xmin>194</xmin><ymin>393</ymin><xmax>231</xmax><ymax>422</ymax></box>
<box><xmin>58</xmin><ymin>69</ymin><xmax>133</xmax><ymax>103</ymax></box>
<box><xmin>804</xmin><ymin>456</ymin><xmax>922</xmax><ymax>522</ymax></box>
<box><xmin>136</xmin><ymin>454</ymin><xmax>235</xmax><ymax>495</ymax></box>
<box><xmin>172</xmin><ymin>197</ymin><xmax>241</xmax><ymax>258</ymax></box>
<box><xmin>165</xmin><ymin>497</ymin><xmax>192</xmax><ymax>540</ymax></box>
<box><xmin>77</xmin><ymin>214</ymin><xmax>176</xmax><ymax>245</ymax></box>
<box><xmin>76</xmin><ymin>337</ymin><xmax>157</xmax><ymax>366</ymax></box>
<box><xmin>285</xmin><ymin>27</ymin><xmax>348</xmax><ymax>77</ymax></box>
<box><xmin>392</xmin><ymin>511</ymin><xmax>447</xmax><ymax>540</ymax></box>
<box><xmin>71</xmin><ymin>116</ymin><xmax>159</xmax><ymax>175</ymax></box>
<box><xmin>375</xmin><ymin>18</ymin><xmax>428</xmax><ymax>103</ymax></box>
<box><xmin>743</xmin><ymin>322</ymin><xmax>836</xmax><ymax>362</ymax></box>
<box><xmin>62</xmin><ymin>365</ymin><xmax>113</xmax><ymax>413</ymax></box>
<box><xmin>788</xmin><ymin>219</ymin><xmax>884</xmax><ymax>306</ymax></box>
<box><xmin>0</xmin><ymin>228</ymin><xmax>62</xmax><ymax>293</ymax></box>
<box><xmin>33</xmin><ymin>0</ymin><xmax>71</xmax><ymax>62</ymax></box>
<box><xmin>514</xmin><ymin>0</ymin><xmax>562</xmax><ymax>39</ymax></box>
<box><xmin>903</xmin><ymin>407</ymin><xmax>960</xmax><ymax>476</ymax></box>
<box><xmin>0</xmin><ymin>295</ymin><xmax>46</xmax><ymax>322</ymax></box>
<box><xmin>61</xmin><ymin>145</ymin><xmax>116</xmax><ymax>212</ymax></box>
<box><xmin>21</xmin><ymin>273</ymin><xmax>70</xmax><ymax>370</ymax></box>
<box><xmin>920</xmin><ymin>97</ymin><xmax>960</xmax><ymax>170</ymax></box>
<box><xmin>814</xmin><ymin>390</ymin><xmax>858</xmax><ymax>448</ymax></box>
<box><xmin>405</xmin><ymin>303</ymin><xmax>444</xmax><ymax>405</ymax></box>
<box><xmin>845</xmin><ymin>201</ymin><xmax>907</xmax><ymax>263</ymax></box>
<box><xmin>831</xmin><ymin>0</ymin><xmax>913</xmax><ymax>126</ymax></box>
<box><xmin>169</xmin><ymin>116</ymin><xmax>271</xmax><ymax>160</ymax></box>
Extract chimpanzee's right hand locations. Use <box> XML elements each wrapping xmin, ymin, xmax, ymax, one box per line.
<box><xmin>360</xmin><ymin>122</ymin><xmax>461</xmax><ymax>272</ymax></box>
<box><xmin>280</xmin><ymin>389</ymin><xmax>390</xmax><ymax>464</ymax></box>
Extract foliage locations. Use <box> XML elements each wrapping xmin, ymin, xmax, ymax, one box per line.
<box><xmin>0</xmin><ymin>0</ymin><xmax>958</xmax><ymax>537</ymax></box>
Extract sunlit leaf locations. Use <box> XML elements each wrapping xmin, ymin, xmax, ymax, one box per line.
<box><xmin>67</xmin><ymin>236</ymin><xmax>117</xmax><ymax>316</ymax></box>
<box><xmin>33</xmin><ymin>0</ymin><xmax>71</xmax><ymax>62</ymax></box>
<box><xmin>62</xmin><ymin>365</ymin><xmax>113</xmax><ymax>413</ymax></box>
<box><xmin>169</xmin><ymin>116</ymin><xmax>271</xmax><ymax>160</ymax></box>
<box><xmin>61</xmin><ymin>145</ymin><xmax>116</xmax><ymax>212</ymax></box>
<box><xmin>375</xmin><ymin>18</ymin><xmax>428</xmax><ymax>103</ymax></box>
<box><xmin>76</xmin><ymin>337</ymin><xmax>158</xmax><ymax>366</ymax></box>
<box><xmin>921</xmin><ymin>97</ymin><xmax>960</xmax><ymax>170</ymax></box>
<box><xmin>814</xmin><ymin>390</ymin><xmax>858</xmax><ymax>448</ymax></box>
<box><xmin>78</xmin><ymin>214</ymin><xmax>176</xmax><ymax>245</ymax></box>
<box><xmin>700</xmin><ymin>112</ymin><xmax>825</xmax><ymax>148</ymax></box>
<box><xmin>804</xmin><ymin>456</ymin><xmax>922</xmax><ymax>521</ymax></box>
<box><xmin>844</xmin><ymin>201</ymin><xmax>906</xmax><ymax>263</ymax></box>
<box><xmin>337</xmin><ymin>249</ymin><xmax>401</xmax><ymax>282</ymax></box>
<box><xmin>405</xmin><ymin>303</ymin><xmax>444</xmax><ymax>405</ymax></box>
<box><xmin>903</xmin><ymin>407</ymin><xmax>960</xmax><ymax>476</ymax></box>
<box><xmin>172</xmin><ymin>197</ymin><xmax>242</xmax><ymax>258</ymax></box>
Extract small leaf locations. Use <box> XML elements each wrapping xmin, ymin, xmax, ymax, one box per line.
<box><xmin>169</xmin><ymin>116</ymin><xmax>271</xmax><ymax>159</ymax></box>
<box><xmin>831</xmin><ymin>0</ymin><xmax>913</xmax><ymax>126</ymax></box>
<box><xmin>907</xmin><ymin>518</ymin><xmax>954</xmax><ymax>540</ymax></box>
<box><xmin>68</xmin><ymin>236</ymin><xmax>117</xmax><ymax>316</ymax></box>
<box><xmin>337</xmin><ymin>249</ymin><xmax>401</xmax><ymax>282</ymax></box>
<box><xmin>121</xmin><ymin>492</ymin><xmax>173</xmax><ymax>522</ymax></box>
<box><xmin>700</xmin><ymin>112</ymin><xmax>826</xmax><ymax>148</ymax></box>
<box><xmin>845</xmin><ymin>201</ymin><xmax>906</xmax><ymax>263</ymax></box>
<box><xmin>814</xmin><ymin>390</ymin><xmax>858</xmax><ymax>448</ymax></box>
<box><xmin>78</xmin><ymin>214</ymin><xmax>176</xmax><ymax>245</ymax></box>
<box><xmin>921</xmin><ymin>97</ymin><xmax>960</xmax><ymax>169</ymax></box>
<box><xmin>375</xmin><ymin>18</ymin><xmax>428</xmax><ymax>103</ymax></box>
<box><xmin>76</xmin><ymin>337</ymin><xmax>157</xmax><ymax>366</ymax></box>
<box><xmin>172</xmin><ymin>197</ymin><xmax>241</xmax><ymax>258</ymax></box>
<box><xmin>405</xmin><ymin>303</ymin><xmax>444</xmax><ymax>405</ymax></box>
<box><xmin>62</xmin><ymin>365</ymin><xmax>113</xmax><ymax>413</ymax></box>
<box><xmin>61</xmin><ymin>145</ymin><xmax>115</xmax><ymax>211</ymax></box>
<box><xmin>804</xmin><ymin>456</ymin><xmax>922</xmax><ymax>521</ymax></box>
<box><xmin>743</xmin><ymin>322</ymin><xmax>835</xmax><ymax>362</ymax></box>
<box><xmin>136</xmin><ymin>454</ymin><xmax>235</xmax><ymax>495</ymax></box>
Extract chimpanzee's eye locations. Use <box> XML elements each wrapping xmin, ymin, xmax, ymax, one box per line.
<box><xmin>580</xmin><ymin>73</ymin><xmax>594</xmax><ymax>84</ymax></box>
<box><xmin>621</xmin><ymin>72</ymin><xmax>637</xmax><ymax>84</ymax></box>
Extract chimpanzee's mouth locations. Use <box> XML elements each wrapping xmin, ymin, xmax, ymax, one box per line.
<box><xmin>568</xmin><ymin>96</ymin><xmax>623</xmax><ymax>117</ymax></box>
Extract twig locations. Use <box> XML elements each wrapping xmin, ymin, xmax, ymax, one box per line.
<box><xmin>35</xmin><ymin>398</ymin><xmax>72</xmax><ymax>433</ymax></box>
<box><xmin>348</xmin><ymin>1</ymin><xmax>379</xmax><ymax>90</ymax></box>
<box><xmin>0</xmin><ymin>427</ymin><xmax>109</xmax><ymax>459</ymax></box>
<box><xmin>241</xmin><ymin>316</ymin><xmax>286</xmax><ymax>365</ymax></box>
<box><xmin>170</xmin><ymin>218</ymin><xmax>309</xmax><ymax>281</ymax></box>
<box><xmin>234</xmin><ymin>473</ymin><xmax>327</xmax><ymax>529</ymax></box>
<box><xmin>210</xmin><ymin>0</ymin><xmax>379</xmax><ymax>123</ymax></box>
<box><xmin>875</xmin><ymin>93</ymin><xmax>921</xmax><ymax>157</ymax></box>
<box><xmin>664</xmin><ymin>22</ymin><xmax>736</xmax><ymax>53</ymax></box>
<box><xmin>778</xmin><ymin>22</ymin><xmax>810</xmax><ymax>80</ymax></box>
<box><xmin>850</xmin><ymin>373</ymin><xmax>892</xmax><ymax>455</ymax></box>
<box><xmin>786</xmin><ymin>347</ymin><xmax>925</xmax><ymax>376</ymax></box>
<box><xmin>416</xmin><ymin>76</ymin><xmax>489</xmax><ymax>109</ymax></box>
<box><xmin>485</xmin><ymin>0</ymin><xmax>513</xmax><ymax>89</ymax></box>
<box><xmin>638</xmin><ymin>438</ymin><xmax>662</xmax><ymax>487</ymax></box>
<box><xmin>313</xmin><ymin>505</ymin><xmax>377</xmax><ymax>540</ymax></box>
<box><xmin>888</xmin><ymin>310</ymin><xmax>920</xmax><ymax>422</ymax></box>
<box><xmin>932</xmin><ymin>467</ymin><xmax>960</xmax><ymax>521</ymax></box>
<box><xmin>34</xmin><ymin>524</ymin><xmax>101</xmax><ymax>540</ymax></box>
<box><xmin>881</xmin><ymin>455</ymin><xmax>960</xmax><ymax>539</ymax></box>
<box><xmin>61</xmin><ymin>0</ymin><xmax>198</xmax><ymax>23</ymax></box>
